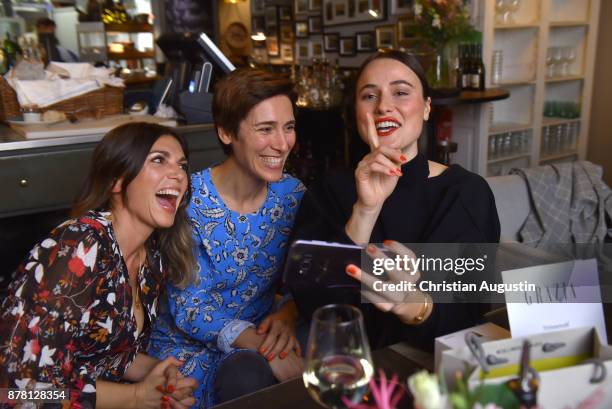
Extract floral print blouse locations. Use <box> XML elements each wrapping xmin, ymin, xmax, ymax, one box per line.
<box><xmin>148</xmin><ymin>169</ymin><xmax>305</xmax><ymax>408</ymax></box>
<box><xmin>0</xmin><ymin>211</ymin><xmax>165</xmax><ymax>409</ymax></box>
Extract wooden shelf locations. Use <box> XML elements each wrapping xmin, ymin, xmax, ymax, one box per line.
<box><xmin>550</xmin><ymin>21</ymin><xmax>588</xmax><ymax>27</ymax></box>
<box><xmin>490</xmin><ymin>122</ymin><xmax>533</xmax><ymax>134</ymax></box>
<box><xmin>104</xmin><ymin>23</ymin><xmax>154</xmax><ymax>33</ymax></box>
<box><xmin>540</xmin><ymin>150</ymin><xmax>578</xmax><ymax>162</ymax></box>
<box><xmin>108</xmin><ymin>50</ymin><xmax>155</xmax><ymax>60</ymax></box>
<box><xmin>488</xmin><ymin>153</ymin><xmax>531</xmax><ymax>164</ymax></box>
<box><xmin>542</xmin><ymin>117</ymin><xmax>580</xmax><ymax>127</ymax></box>
<box><xmin>494</xmin><ymin>23</ymin><xmax>540</xmax><ymax>30</ymax></box>
<box><xmin>546</xmin><ymin>75</ymin><xmax>584</xmax><ymax>83</ymax></box>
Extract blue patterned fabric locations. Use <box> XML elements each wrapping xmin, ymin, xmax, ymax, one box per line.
<box><xmin>148</xmin><ymin>168</ymin><xmax>305</xmax><ymax>408</ymax></box>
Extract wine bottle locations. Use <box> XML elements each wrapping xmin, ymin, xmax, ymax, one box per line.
<box><xmin>456</xmin><ymin>44</ymin><xmax>465</xmax><ymax>90</ymax></box>
<box><xmin>463</xmin><ymin>44</ymin><xmax>474</xmax><ymax>90</ymax></box>
<box><xmin>475</xmin><ymin>44</ymin><xmax>486</xmax><ymax>91</ymax></box>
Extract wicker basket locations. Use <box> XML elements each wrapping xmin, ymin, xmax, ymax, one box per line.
<box><xmin>0</xmin><ymin>76</ymin><xmax>124</xmax><ymax>122</ymax></box>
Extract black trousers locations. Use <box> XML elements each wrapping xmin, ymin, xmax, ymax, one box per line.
<box><xmin>213</xmin><ymin>350</ymin><xmax>277</xmax><ymax>405</ymax></box>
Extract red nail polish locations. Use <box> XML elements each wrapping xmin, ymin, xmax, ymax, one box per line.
<box><xmin>260</xmin><ymin>347</ymin><xmax>268</xmax><ymax>354</ymax></box>
<box><xmin>346</xmin><ymin>265</ymin><xmax>358</xmax><ymax>275</ymax></box>
<box><xmin>280</xmin><ymin>351</ymin><xmax>287</xmax><ymax>359</ymax></box>
<box><xmin>166</xmin><ymin>384</ymin><xmax>175</xmax><ymax>394</ymax></box>
<box><xmin>161</xmin><ymin>402</ymin><xmax>169</xmax><ymax>409</ymax></box>
<box><xmin>400</xmin><ymin>154</ymin><xmax>407</xmax><ymax>162</ymax></box>
<box><xmin>396</xmin><ymin>168</ymin><xmax>403</xmax><ymax>176</ymax></box>
<box><xmin>383</xmin><ymin>240</ymin><xmax>394</xmax><ymax>247</ymax></box>
<box><xmin>266</xmin><ymin>353</ymin><xmax>275</xmax><ymax>361</ymax></box>
<box><xmin>388</xmin><ymin>169</ymin><xmax>396</xmax><ymax>176</ymax></box>
<box><xmin>161</xmin><ymin>396</ymin><xmax>170</xmax><ymax>402</ymax></box>
<box><xmin>156</xmin><ymin>385</ymin><xmax>165</xmax><ymax>393</ymax></box>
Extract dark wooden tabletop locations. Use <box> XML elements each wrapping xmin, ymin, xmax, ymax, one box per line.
<box><xmin>431</xmin><ymin>87</ymin><xmax>510</xmax><ymax>106</ymax></box>
<box><xmin>212</xmin><ymin>343</ymin><xmax>433</xmax><ymax>409</ymax></box>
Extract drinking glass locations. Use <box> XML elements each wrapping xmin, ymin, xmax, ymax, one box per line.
<box><xmin>489</xmin><ymin>135</ymin><xmax>497</xmax><ymax>159</ymax></box>
<box><xmin>542</xmin><ymin>126</ymin><xmax>551</xmax><ymax>155</ymax></box>
<box><xmin>562</xmin><ymin>46</ymin><xmax>576</xmax><ymax>76</ymax></box>
<box><xmin>491</xmin><ymin>50</ymin><xmax>503</xmax><ymax>84</ymax></box>
<box><xmin>546</xmin><ymin>47</ymin><xmax>556</xmax><ymax>78</ymax></box>
<box><xmin>552</xmin><ymin>47</ymin><xmax>564</xmax><ymax>77</ymax></box>
<box><xmin>303</xmin><ymin>305</ymin><xmax>373</xmax><ymax>409</ymax></box>
<box><xmin>495</xmin><ymin>134</ymin><xmax>504</xmax><ymax>157</ymax></box>
<box><xmin>495</xmin><ymin>0</ymin><xmax>509</xmax><ymax>24</ymax></box>
<box><xmin>507</xmin><ymin>0</ymin><xmax>521</xmax><ymax>24</ymax></box>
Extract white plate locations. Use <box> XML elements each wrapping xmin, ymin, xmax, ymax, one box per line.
<box><xmin>7</xmin><ymin>117</ymin><xmax>65</xmax><ymax>125</ymax></box>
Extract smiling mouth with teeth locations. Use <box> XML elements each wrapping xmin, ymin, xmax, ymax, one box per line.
<box><xmin>375</xmin><ymin>119</ymin><xmax>401</xmax><ymax>137</ymax></box>
<box><xmin>155</xmin><ymin>189</ymin><xmax>181</xmax><ymax>211</ymax></box>
<box><xmin>261</xmin><ymin>156</ymin><xmax>284</xmax><ymax>169</ymax></box>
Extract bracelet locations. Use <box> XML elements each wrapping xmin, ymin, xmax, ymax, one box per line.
<box><xmin>411</xmin><ymin>292</ymin><xmax>432</xmax><ymax>324</ymax></box>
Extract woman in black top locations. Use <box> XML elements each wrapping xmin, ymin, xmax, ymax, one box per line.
<box><xmin>290</xmin><ymin>50</ymin><xmax>500</xmax><ymax>350</ymax></box>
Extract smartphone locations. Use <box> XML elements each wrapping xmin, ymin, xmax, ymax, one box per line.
<box><xmin>282</xmin><ymin>240</ymin><xmax>364</xmax><ymax>289</ymax></box>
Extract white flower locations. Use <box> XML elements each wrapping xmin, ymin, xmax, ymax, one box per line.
<box><xmin>408</xmin><ymin>370</ymin><xmax>442</xmax><ymax>409</ymax></box>
<box><xmin>433</xmin><ymin>15</ymin><xmax>441</xmax><ymax>28</ymax></box>
<box><xmin>414</xmin><ymin>3</ymin><xmax>423</xmax><ymax>16</ymax></box>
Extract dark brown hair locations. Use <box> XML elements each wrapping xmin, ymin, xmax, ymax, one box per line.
<box><xmin>212</xmin><ymin>68</ymin><xmax>297</xmax><ymax>155</ymax></box>
<box><xmin>36</xmin><ymin>17</ymin><xmax>56</xmax><ymax>29</ymax></box>
<box><xmin>344</xmin><ymin>50</ymin><xmax>430</xmax><ymax>136</ymax></box>
<box><xmin>72</xmin><ymin>122</ymin><xmax>196</xmax><ymax>288</ymax></box>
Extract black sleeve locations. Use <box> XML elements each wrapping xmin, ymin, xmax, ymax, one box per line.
<box><xmin>289</xmin><ymin>171</ymin><xmax>356</xmax><ymax>245</ymax></box>
<box><xmin>459</xmin><ymin>174</ymin><xmax>501</xmax><ymax>243</ymax></box>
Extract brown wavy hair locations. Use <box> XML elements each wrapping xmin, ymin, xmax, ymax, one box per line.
<box><xmin>212</xmin><ymin>68</ymin><xmax>297</xmax><ymax>155</ymax></box>
<box><xmin>71</xmin><ymin>122</ymin><xmax>196</xmax><ymax>288</ymax></box>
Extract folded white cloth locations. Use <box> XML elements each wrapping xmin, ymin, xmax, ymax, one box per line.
<box><xmin>5</xmin><ymin>63</ymin><xmax>124</xmax><ymax>108</ymax></box>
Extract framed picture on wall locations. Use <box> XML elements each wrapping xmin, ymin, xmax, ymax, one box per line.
<box><xmin>281</xmin><ymin>43</ymin><xmax>294</xmax><ymax>62</ymax></box>
<box><xmin>296</xmin><ymin>41</ymin><xmax>311</xmax><ymax>59</ymax></box>
<box><xmin>339</xmin><ymin>36</ymin><xmax>356</xmax><ymax>56</ymax></box>
<box><xmin>252</xmin><ymin>0</ymin><xmax>266</xmax><ymax>14</ymax></box>
<box><xmin>295</xmin><ymin>0</ymin><xmax>308</xmax><ymax>15</ymax></box>
<box><xmin>280</xmin><ymin>22</ymin><xmax>294</xmax><ymax>43</ymax></box>
<box><xmin>295</xmin><ymin>21</ymin><xmax>309</xmax><ymax>38</ymax></box>
<box><xmin>325</xmin><ymin>1</ymin><xmax>333</xmax><ymax>21</ymax></box>
<box><xmin>375</xmin><ymin>25</ymin><xmax>396</xmax><ymax>49</ymax></box>
<box><xmin>279</xmin><ymin>6</ymin><xmax>293</xmax><ymax>21</ymax></box>
<box><xmin>267</xmin><ymin>35</ymin><xmax>280</xmax><ymax>57</ymax></box>
<box><xmin>324</xmin><ymin>0</ymin><xmax>386</xmax><ymax>26</ymax></box>
<box><xmin>323</xmin><ymin>32</ymin><xmax>339</xmax><ymax>51</ymax></box>
<box><xmin>265</xmin><ymin>6</ymin><xmax>278</xmax><ymax>27</ymax></box>
<box><xmin>356</xmin><ymin>31</ymin><xmax>375</xmax><ymax>52</ymax></box>
<box><xmin>252</xmin><ymin>16</ymin><xmax>265</xmax><ymax>34</ymax></box>
<box><xmin>309</xmin><ymin>0</ymin><xmax>322</xmax><ymax>12</ymax></box>
<box><xmin>397</xmin><ymin>17</ymin><xmax>417</xmax><ymax>46</ymax></box>
<box><xmin>311</xmin><ymin>39</ymin><xmax>324</xmax><ymax>58</ymax></box>
<box><xmin>390</xmin><ymin>0</ymin><xmax>414</xmax><ymax>16</ymax></box>
<box><xmin>308</xmin><ymin>15</ymin><xmax>323</xmax><ymax>34</ymax></box>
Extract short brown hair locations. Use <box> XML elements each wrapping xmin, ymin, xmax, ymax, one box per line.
<box><xmin>72</xmin><ymin>122</ymin><xmax>196</xmax><ymax>288</ymax></box>
<box><xmin>36</xmin><ymin>17</ymin><xmax>56</xmax><ymax>29</ymax></box>
<box><xmin>212</xmin><ymin>68</ymin><xmax>297</xmax><ymax>155</ymax></box>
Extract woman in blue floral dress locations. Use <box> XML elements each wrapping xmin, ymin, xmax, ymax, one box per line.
<box><xmin>148</xmin><ymin>69</ymin><xmax>306</xmax><ymax>408</ymax></box>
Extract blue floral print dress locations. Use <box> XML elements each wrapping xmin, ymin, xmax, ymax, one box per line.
<box><xmin>148</xmin><ymin>168</ymin><xmax>305</xmax><ymax>408</ymax></box>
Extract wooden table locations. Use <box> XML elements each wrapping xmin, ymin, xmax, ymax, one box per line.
<box><xmin>212</xmin><ymin>343</ymin><xmax>433</xmax><ymax>409</ymax></box>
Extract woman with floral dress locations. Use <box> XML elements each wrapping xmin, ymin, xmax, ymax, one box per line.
<box><xmin>148</xmin><ymin>68</ymin><xmax>305</xmax><ymax>408</ymax></box>
<box><xmin>0</xmin><ymin>123</ymin><xmax>197</xmax><ymax>409</ymax></box>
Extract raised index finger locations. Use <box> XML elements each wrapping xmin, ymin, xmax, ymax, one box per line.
<box><xmin>366</xmin><ymin>112</ymin><xmax>379</xmax><ymax>151</ymax></box>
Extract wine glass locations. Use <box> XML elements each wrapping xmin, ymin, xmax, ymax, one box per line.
<box><xmin>495</xmin><ymin>0</ymin><xmax>509</xmax><ymax>25</ymax></box>
<box><xmin>507</xmin><ymin>0</ymin><xmax>521</xmax><ymax>24</ymax></box>
<box><xmin>552</xmin><ymin>47</ymin><xmax>564</xmax><ymax>77</ymax></box>
<box><xmin>303</xmin><ymin>304</ymin><xmax>374</xmax><ymax>409</ymax></box>
<box><xmin>562</xmin><ymin>46</ymin><xmax>576</xmax><ymax>76</ymax></box>
<box><xmin>546</xmin><ymin>47</ymin><xmax>556</xmax><ymax>78</ymax></box>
